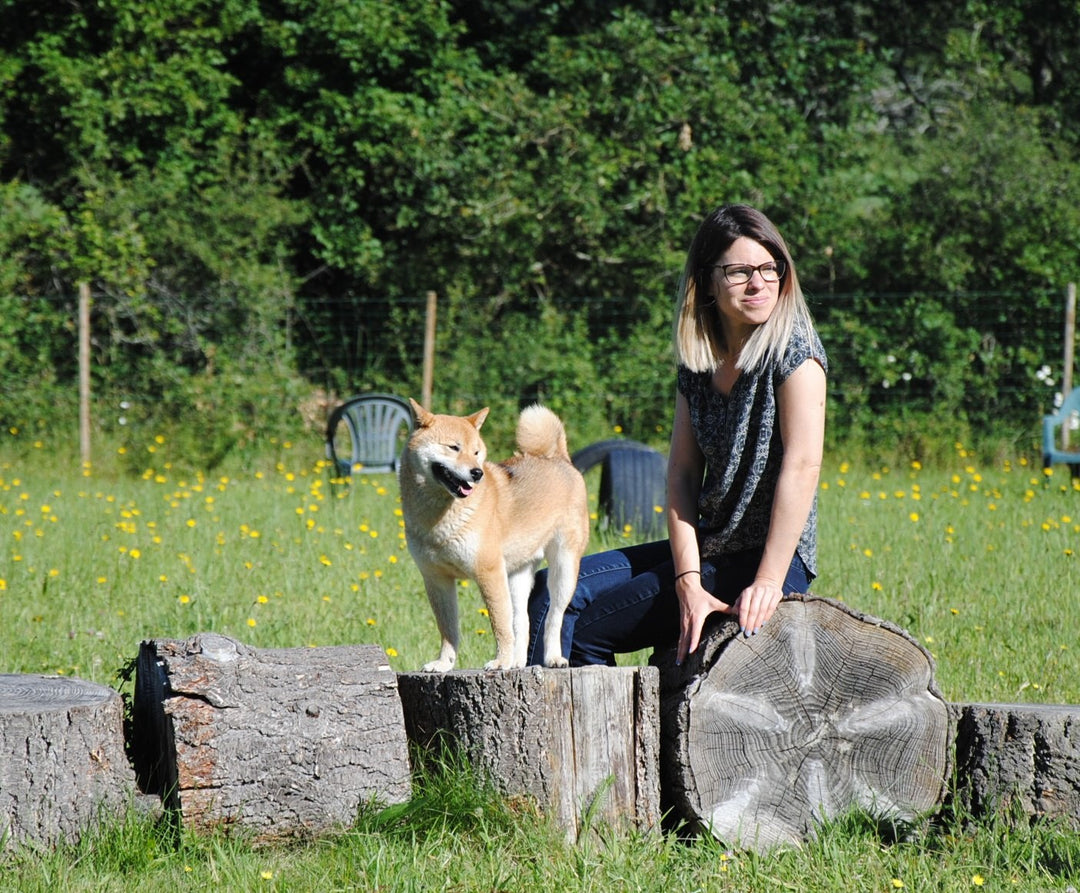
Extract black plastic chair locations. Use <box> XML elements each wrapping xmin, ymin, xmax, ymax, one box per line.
<box><xmin>325</xmin><ymin>393</ymin><xmax>414</xmax><ymax>477</ymax></box>
<box><xmin>572</xmin><ymin>439</ymin><xmax>668</xmax><ymax>535</ymax></box>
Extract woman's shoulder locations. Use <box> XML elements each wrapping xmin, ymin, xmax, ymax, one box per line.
<box><xmin>778</xmin><ymin>320</ymin><xmax>827</xmax><ymax>379</ymax></box>
<box><xmin>677</xmin><ymin>363</ymin><xmax>711</xmax><ymax>396</ymax></box>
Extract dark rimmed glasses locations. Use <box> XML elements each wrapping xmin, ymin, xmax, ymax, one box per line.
<box><xmin>713</xmin><ymin>260</ymin><xmax>786</xmax><ymax>285</ymax></box>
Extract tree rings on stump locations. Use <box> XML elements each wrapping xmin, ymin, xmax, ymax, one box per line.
<box><xmin>653</xmin><ymin>596</ymin><xmax>951</xmax><ymax>852</ymax></box>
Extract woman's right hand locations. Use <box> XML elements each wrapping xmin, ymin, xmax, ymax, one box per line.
<box><xmin>675</xmin><ymin>574</ymin><xmax>733</xmax><ymax>665</ymax></box>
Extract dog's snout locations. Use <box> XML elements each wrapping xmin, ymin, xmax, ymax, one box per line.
<box><xmin>471</xmin><ymin>467</ymin><xmax>483</xmax><ymax>483</ymax></box>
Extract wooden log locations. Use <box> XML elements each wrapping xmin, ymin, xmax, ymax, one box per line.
<box><xmin>652</xmin><ymin>596</ymin><xmax>952</xmax><ymax>852</ymax></box>
<box><xmin>397</xmin><ymin>666</ymin><xmax>660</xmax><ymax>840</ymax></box>
<box><xmin>952</xmin><ymin>702</ymin><xmax>1080</xmax><ymax>826</ymax></box>
<box><xmin>133</xmin><ymin>633</ymin><xmax>411</xmax><ymax>839</ymax></box>
<box><xmin>1</xmin><ymin>674</ymin><xmax>136</xmax><ymax>849</ymax></box>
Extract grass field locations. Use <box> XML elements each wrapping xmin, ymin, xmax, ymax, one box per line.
<box><xmin>2</xmin><ymin>439</ymin><xmax>1079</xmax><ymax>890</ymax></box>
<box><xmin>2</xmin><ymin>441</ymin><xmax>1076</xmax><ymax>702</ymax></box>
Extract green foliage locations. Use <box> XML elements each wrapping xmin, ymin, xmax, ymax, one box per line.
<box><xmin>3</xmin><ymin>0</ymin><xmax>1080</xmax><ymax>456</ymax></box>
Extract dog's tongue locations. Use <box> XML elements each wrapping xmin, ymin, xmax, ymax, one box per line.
<box><xmin>457</xmin><ymin>483</ymin><xmax>473</xmax><ymax>498</ymax></box>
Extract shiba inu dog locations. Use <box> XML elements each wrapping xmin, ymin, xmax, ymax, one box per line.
<box><xmin>399</xmin><ymin>399</ymin><xmax>590</xmax><ymax>671</ymax></box>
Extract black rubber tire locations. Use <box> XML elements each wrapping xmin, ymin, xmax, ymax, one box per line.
<box><xmin>597</xmin><ymin>446</ymin><xmax>668</xmax><ymax>536</ymax></box>
<box><xmin>571</xmin><ymin>438</ymin><xmax>655</xmax><ymax>474</ymax></box>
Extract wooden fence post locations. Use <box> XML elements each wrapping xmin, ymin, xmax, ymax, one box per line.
<box><xmin>421</xmin><ymin>290</ymin><xmax>437</xmax><ymax>410</ymax></box>
<box><xmin>78</xmin><ymin>281</ymin><xmax>91</xmax><ymax>466</ymax></box>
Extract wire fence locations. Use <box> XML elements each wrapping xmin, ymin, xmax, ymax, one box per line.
<box><xmin>292</xmin><ymin>289</ymin><xmax>1077</xmax><ymax>431</ymax></box>
<box><xmin>2</xmin><ymin>286</ymin><xmax>1075</xmax><ymax>459</ymax></box>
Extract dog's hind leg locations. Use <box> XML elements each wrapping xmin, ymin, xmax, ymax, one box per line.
<box><xmin>475</xmin><ymin>555</ymin><xmax>516</xmax><ymax>670</ymax></box>
<box><xmin>420</xmin><ymin>571</ymin><xmax>460</xmax><ymax>672</ymax></box>
<box><xmin>507</xmin><ymin>564</ymin><xmax>538</xmax><ymax>668</ymax></box>
<box><xmin>540</xmin><ymin>546</ymin><xmax>580</xmax><ymax>668</ymax></box>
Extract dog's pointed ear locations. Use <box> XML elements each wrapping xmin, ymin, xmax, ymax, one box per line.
<box><xmin>468</xmin><ymin>407</ymin><xmax>490</xmax><ymax>431</ymax></box>
<box><xmin>409</xmin><ymin>398</ymin><xmax>436</xmax><ymax>428</ymax></box>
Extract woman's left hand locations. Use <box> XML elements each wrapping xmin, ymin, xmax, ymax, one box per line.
<box><xmin>731</xmin><ymin>579</ymin><xmax>784</xmax><ymax>636</ymax></box>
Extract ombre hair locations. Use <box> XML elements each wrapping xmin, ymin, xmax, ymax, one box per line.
<box><xmin>673</xmin><ymin>204</ymin><xmax>814</xmax><ymax>374</ymax></box>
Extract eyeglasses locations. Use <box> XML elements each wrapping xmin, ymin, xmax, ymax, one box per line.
<box><xmin>713</xmin><ymin>260</ymin><xmax>786</xmax><ymax>285</ymax></box>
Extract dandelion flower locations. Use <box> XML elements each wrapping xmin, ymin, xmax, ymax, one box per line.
<box><xmin>972</xmin><ymin>875</ymin><xmax>985</xmax><ymax>886</ymax></box>
<box><xmin>247</xmin><ymin>618</ymin><xmax>257</xmax><ymax>628</ymax></box>
<box><xmin>892</xmin><ymin>881</ymin><xmax>905</xmax><ymax>890</ymax></box>
<box><xmin>385</xmin><ymin>647</ymin><xmax>398</xmax><ymax>658</ymax></box>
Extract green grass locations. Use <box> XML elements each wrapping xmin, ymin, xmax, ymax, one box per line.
<box><xmin>2</xmin><ymin>441</ymin><xmax>1076</xmax><ymax>701</ymax></box>
<box><xmin>2</xmin><ymin>439</ymin><xmax>1079</xmax><ymax>889</ymax></box>
<box><xmin>3</xmin><ymin>763</ymin><xmax>1079</xmax><ymax>891</ymax></box>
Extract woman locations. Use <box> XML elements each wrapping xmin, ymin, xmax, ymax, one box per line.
<box><xmin>527</xmin><ymin>204</ymin><xmax>827</xmax><ymax>667</ymax></box>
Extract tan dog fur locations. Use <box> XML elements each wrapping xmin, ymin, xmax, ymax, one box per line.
<box><xmin>399</xmin><ymin>400</ymin><xmax>590</xmax><ymax>671</ymax></box>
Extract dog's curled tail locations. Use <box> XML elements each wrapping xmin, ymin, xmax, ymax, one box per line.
<box><xmin>516</xmin><ymin>404</ymin><xmax>571</xmax><ymax>461</ymax></box>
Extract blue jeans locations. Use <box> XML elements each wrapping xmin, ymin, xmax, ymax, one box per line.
<box><xmin>525</xmin><ymin>540</ymin><xmax>813</xmax><ymax>666</ymax></box>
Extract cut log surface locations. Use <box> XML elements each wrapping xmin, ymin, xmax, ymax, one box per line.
<box><xmin>953</xmin><ymin>702</ymin><xmax>1080</xmax><ymax>825</ymax></box>
<box><xmin>0</xmin><ymin>674</ymin><xmax>136</xmax><ymax>849</ymax></box>
<box><xmin>654</xmin><ymin>596</ymin><xmax>951</xmax><ymax>852</ymax></box>
<box><xmin>397</xmin><ymin>665</ymin><xmax>660</xmax><ymax>839</ymax></box>
<box><xmin>134</xmin><ymin>633</ymin><xmax>411</xmax><ymax>839</ymax></box>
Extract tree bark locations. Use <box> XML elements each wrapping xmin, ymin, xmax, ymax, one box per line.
<box><xmin>397</xmin><ymin>665</ymin><xmax>660</xmax><ymax>840</ymax></box>
<box><xmin>133</xmin><ymin>633</ymin><xmax>411</xmax><ymax>840</ymax></box>
<box><xmin>653</xmin><ymin>596</ymin><xmax>952</xmax><ymax>852</ymax></box>
<box><xmin>953</xmin><ymin>702</ymin><xmax>1080</xmax><ymax>826</ymax></box>
<box><xmin>1</xmin><ymin>674</ymin><xmax>136</xmax><ymax>850</ymax></box>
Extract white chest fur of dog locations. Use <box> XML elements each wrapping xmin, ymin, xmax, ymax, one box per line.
<box><xmin>399</xmin><ymin>400</ymin><xmax>590</xmax><ymax>671</ymax></box>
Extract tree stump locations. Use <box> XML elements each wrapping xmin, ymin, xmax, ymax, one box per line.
<box><xmin>397</xmin><ymin>665</ymin><xmax>660</xmax><ymax>840</ymax></box>
<box><xmin>653</xmin><ymin>596</ymin><xmax>952</xmax><ymax>852</ymax></box>
<box><xmin>1</xmin><ymin>674</ymin><xmax>136</xmax><ymax>850</ymax></box>
<box><xmin>953</xmin><ymin>702</ymin><xmax>1080</xmax><ymax>826</ymax></box>
<box><xmin>133</xmin><ymin>633</ymin><xmax>411</xmax><ymax>839</ymax></box>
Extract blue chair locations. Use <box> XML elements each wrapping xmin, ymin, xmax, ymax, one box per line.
<box><xmin>1042</xmin><ymin>387</ymin><xmax>1080</xmax><ymax>478</ymax></box>
<box><xmin>326</xmin><ymin>393</ymin><xmax>414</xmax><ymax>477</ymax></box>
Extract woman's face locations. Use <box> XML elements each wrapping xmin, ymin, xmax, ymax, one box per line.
<box><xmin>709</xmin><ymin>236</ymin><xmax>781</xmax><ymax>341</ymax></box>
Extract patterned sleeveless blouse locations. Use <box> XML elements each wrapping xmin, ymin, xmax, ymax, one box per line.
<box><xmin>676</xmin><ymin>323</ymin><xmax>827</xmax><ymax>575</ymax></box>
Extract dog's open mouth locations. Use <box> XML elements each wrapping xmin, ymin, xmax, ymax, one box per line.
<box><xmin>432</xmin><ymin>462</ymin><xmax>477</xmax><ymax>498</ymax></box>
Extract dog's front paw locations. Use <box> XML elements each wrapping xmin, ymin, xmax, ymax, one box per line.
<box><xmin>483</xmin><ymin>656</ymin><xmax>514</xmax><ymax>671</ymax></box>
<box><xmin>422</xmin><ymin>658</ymin><xmax>455</xmax><ymax>673</ymax></box>
<box><xmin>544</xmin><ymin>655</ymin><xmax>569</xmax><ymax>668</ymax></box>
